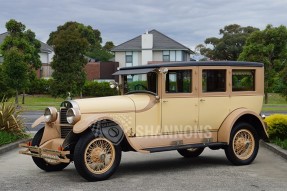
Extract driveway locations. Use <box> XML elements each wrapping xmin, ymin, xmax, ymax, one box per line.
<box><xmin>0</xmin><ymin>145</ymin><xmax>286</xmax><ymax>191</ymax></box>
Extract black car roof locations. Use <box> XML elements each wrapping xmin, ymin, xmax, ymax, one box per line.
<box><xmin>119</xmin><ymin>61</ymin><xmax>263</xmax><ymax>70</ymax></box>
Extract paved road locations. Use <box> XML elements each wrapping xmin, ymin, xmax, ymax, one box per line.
<box><xmin>1</xmin><ymin>145</ymin><xmax>287</xmax><ymax>191</ymax></box>
<box><xmin>21</xmin><ymin>111</ymin><xmax>43</xmax><ymax>132</ymax></box>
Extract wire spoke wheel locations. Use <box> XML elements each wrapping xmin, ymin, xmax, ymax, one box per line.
<box><xmin>232</xmin><ymin>129</ymin><xmax>255</xmax><ymax>160</ymax></box>
<box><xmin>225</xmin><ymin>122</ymin><xmax>259</xmax><ymax>165</ymax></box>
<box><xmin>85</xmin><ymin>138</ymin><xmax>116</xmax><ymax>174</ymax></box>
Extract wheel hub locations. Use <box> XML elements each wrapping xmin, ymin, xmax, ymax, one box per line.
<box><xmin>91</xmin><ymin>147</ymin><xmax>106</xmax><ymax>163</ymax></box>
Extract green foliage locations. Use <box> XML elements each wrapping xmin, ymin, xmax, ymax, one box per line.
<box><xmin>279</xmin><ymin>66</ymin><xmax>287</xmax><ymax>99</ymax></box>
<box><xmin>0</xmin><ymin>130</ymin><xmax>27</xmax><ymax>146</ymax></box>
<box><xmin>264</xmin><ymin>114</ymin><xmax>287</xmax><ymax>139</ymax></box>
<box><xmin>2</xmin><ymin>47</ymin><xmax>29</xmax><ymax>92</ymax></box>
<box><xmin>82</xmin><ymin>81</ymin><xmax>118</xmax><ymax>97</ymax></box>
<box><xmin>196</xmin><ymin>24</ymin><xmax>259</xmax><ymax>60</ymax></box>
<box><xmin>27</xmin><ymin>78</ymin><xmax>52</xmax><ymax>95</ymax></box>
<box><xmin>0</xmin><ymin>98</ymin><xmax>25</xmax><ymax>135</ymax></box>
<box><xmin>238</xmin><ymin>25</ymin><xmax>287</xmax><ymax>103</ymax></box>
<box><xmin>85</xmin><ymin>40</ymin><xmax>114</xmax><ymax>62</ymax></box>
<box><xmin>270</xmin><ymin>137</ymin><xmax>287</xmax><ymax>150</ymax></box>
<box><xmin>0</xmin><ymin>65</ymin><xmax>14</xmax><ymax>99</ymax></box>
<box><xmin>0</xmin><ymin>19</ymin><xmax>41</xmax><ymax>104</ymax></box>
<box><xmin>48</xmin><ymin>22</ymin><xmax>92</xmax><ymax>98</ymax></box>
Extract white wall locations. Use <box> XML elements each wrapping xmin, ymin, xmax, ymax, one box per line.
<box><xmin>115</xmin><ymin>52</ymin><xmax>126</xmax><ymax>68</ymax></box>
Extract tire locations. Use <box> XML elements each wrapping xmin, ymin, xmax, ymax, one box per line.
<box><xmin>74</xmin><ymin>131</ymin><xmax>122</xmax><ymax>181</ymax></box>
<box><xmin>31</xmin><ymin>127</ymin><xmax>70</xmax><ymax>171</ymax></box>
<box><xmin>177</xmin><ymin>148</ymin><xmax>204</xmax><ymax>158</ymax></box>
<box><xmin>224</xmin><ymin>122</ymin><xmax>259</xmax><ymax>165</ymax></box>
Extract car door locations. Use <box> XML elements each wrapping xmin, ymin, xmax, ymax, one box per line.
<box><xmin>198</xmin><ymin>67</ymin><xmax>231</xmax><ymax>142</ymax></box>
<box><xmin>161</xmin><ymin>67</ymin><xmax>199</xmax><ymax>134</ymax></box>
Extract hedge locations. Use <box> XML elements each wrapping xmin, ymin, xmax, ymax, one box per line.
<box><xmin>264</xmin><ymin>114</ymin><xmax>287</xmax><ymax>139</ymax></box>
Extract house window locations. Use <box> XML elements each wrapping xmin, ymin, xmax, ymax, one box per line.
<box><xmin>125</xmin><ymin>52</ymin><xmax>133</xmax><ymax>67</ymax></box>
<box><xmin>163</xmin><ymin>50</ymin><xmax>183</xmax><ymax>62</ymax></box>
<box><xmin>163</xmin><ymin>51</ymin><xmax>170</xmax><ymax>62</ymax></box>
<box><xmin>202</xmin><ymin>70</ymin><xmax>226</xmax><ymax>92</ymax></box>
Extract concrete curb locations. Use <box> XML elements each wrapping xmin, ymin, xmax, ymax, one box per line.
<box><xmin>0</xmin><ymin>138</ymin><xmax>32</xmax><ymax>155</ymax></box>
<box><xmin>260</xmin><ymin>140</ymin><xmax>287</xmax><ymax>160</ymax></box>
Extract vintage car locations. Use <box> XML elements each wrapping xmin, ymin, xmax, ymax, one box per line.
<box><xmin>19</xmin><ymin>61</ymin><xmax>268</xmax><ymax>181</ymax></box>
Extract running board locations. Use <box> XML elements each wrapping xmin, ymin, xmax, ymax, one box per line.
<box><xmin>144</xmin><ymin>142</ymin><xmax>227</xmax><ymax>153</ymax></box>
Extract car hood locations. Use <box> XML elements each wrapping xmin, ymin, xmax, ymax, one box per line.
<box><xmin>71</xmin><ymin>94</ymin><xmax>156</xmax><ymax>114</ymax></box>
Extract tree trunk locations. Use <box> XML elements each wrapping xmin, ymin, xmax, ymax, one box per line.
<box><xmin>22</xmin><ymin>91</ymin><xmax>25</xmax><ymax>104</ymax></box>
<box><xmin>264</xmin><ymin>92</ymin><xmax>268</xmax><ymax>104</ymax></box>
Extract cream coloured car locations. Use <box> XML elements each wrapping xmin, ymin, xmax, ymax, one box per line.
<box><xmin>20</xmin><ymin>61</ymin><xmax>268</xmax><ymax>181</ymax></box>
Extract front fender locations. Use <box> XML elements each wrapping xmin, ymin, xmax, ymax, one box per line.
<box><xmin>72</xmin><ymin>113</ymin><xmax>147</xmax><ymax>152</ymax></box>
<box><xmin>73</xmin><ymin>113</ymin><xmax>135</xmax><ymax>135</ymax></box>
<box><xmin>218</xmin><ymin>108</ymin><xmax>267</xmax><ymax>143</ymax></box>
<box><xmin>31</xmin><ymin>115</ymin><xmax>45</xmax><ymax>128</ymax></box>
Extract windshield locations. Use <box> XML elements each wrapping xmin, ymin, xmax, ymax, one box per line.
<box><xmin>123</xmin><ymin>72</ymin><xmax>157</xmax><ymax>94</ymax></box>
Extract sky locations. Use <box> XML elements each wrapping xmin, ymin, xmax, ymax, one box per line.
<box><xmin>1</xmin><ymin>0</ymin><xmax>287</xmax><ymax>50</ymax></box>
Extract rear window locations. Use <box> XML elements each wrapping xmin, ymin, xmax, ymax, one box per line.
<box><xmin>232</xmin><ymin>70</ymin><xmax>255</xmax><ymax>91</ymax></box>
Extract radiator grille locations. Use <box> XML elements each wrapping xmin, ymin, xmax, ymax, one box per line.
<box><xmin>60</xmin><ymin>107</ymin><xmax>72</xmax><ymax>138</ymax></box>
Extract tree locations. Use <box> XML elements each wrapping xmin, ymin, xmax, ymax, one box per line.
<box><xmin>238</xmin><ymin>25</ymin><xmax>287</xmax><ymax>103</ymax></box>
<box><xmin>85</xmin><ymin>37</ymin><xmax>114</xmax><ymax>62</ymax></box>
<box><xmin>0</xmin><ymin>19</ymin><xmax>41</xmax><ymax>105</ymax></box>
<box><xmin>197</xmin><ymin>24</ymin><xmax>259</xmax><ymax>60</ymax></box>
<box><xmin>47</xmin><ymin>22</ymin><xmax>95</xmax><ymax>97</ymax></box>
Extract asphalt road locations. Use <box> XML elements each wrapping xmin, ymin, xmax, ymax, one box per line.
<box><xmin>1</xmin><ymin>145</ymin><xmax>287</xmax><ymax>191</ymax></box>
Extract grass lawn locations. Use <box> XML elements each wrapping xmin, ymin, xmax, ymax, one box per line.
<box><xmin>10</xmin><ymin>95</ymin><xmax>65</xmax><ymax>111</ymax></box>
<box><xmin>262</xmin><ymin>93</ymin><xmax>287</xmax><ymax>112</ymax></box>
<box><xmin>0</xmin><ymin>131</ymin><xmax>29</xmax><ymax>147</ymax></box>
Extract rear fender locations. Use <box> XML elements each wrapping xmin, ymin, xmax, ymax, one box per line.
<box><xmin>218</xmin><ymin>108</ymin><xmax>268</xmax><ymax>143</ymax></box>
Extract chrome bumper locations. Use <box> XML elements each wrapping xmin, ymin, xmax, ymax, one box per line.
<box><xmin>19</xmin><ymin>143</ymin><xmax>70</xmax><ymax>163</ymax></box>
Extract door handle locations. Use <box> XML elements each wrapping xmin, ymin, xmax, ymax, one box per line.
<box><xmin>163</xmin><ymin>100</ymin><xmax>168</xmax><ymax>103</ymax></box>
<box><xmin>200</xmin><ymin>99</ymin><xmax>205</xmax><ymax>102</ymax></box>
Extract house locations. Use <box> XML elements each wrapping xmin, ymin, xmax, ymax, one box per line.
<box><xmin>0</xmin><ymin>32</ymin><xmax>54</xmax><ymax>79</ymax></box>
<box><xmin>85</xmin><ymin>61</ymin><xmax>119</xmax><ymax>82</ymax></box>
<box><xmin>111</xmin><ymin>29</ymin><xmax>193</xmax><ymax>68</ymax></box>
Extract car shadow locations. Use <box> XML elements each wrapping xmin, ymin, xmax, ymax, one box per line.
<box><xmin>116</xmin><ymin>154</ymin><xmax>229</xmax><ymax>176</ymax></box>
<box><xmin>61</xmin><ymin>152</ymin><xmax>230</xmax><ymax>182</ymax></box>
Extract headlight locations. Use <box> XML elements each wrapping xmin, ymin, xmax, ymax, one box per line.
<box><xmin>66</xmin><ymin>108</ymin><xmax>81</xmax><ymax>125</ymax></box>
<box><xmin>44</xmin><ymin>107</ymin><xmax>58</xmax><ymax>123</ymax></box>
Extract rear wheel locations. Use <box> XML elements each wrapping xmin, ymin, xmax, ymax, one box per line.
<box><xmin>74</xmin><ymin>131</ymin><xmax>121</xmax><ymax>181</ymax></box>
<box><xmin>225</xmin><ymin>122</ymin><xmax>259</xmax><ymax>165</ymax></box>
<box><xmin>177</xmin><ymin>148</ymin><xmax>204</xmax><ymax>158</ymax></box>
<box><xmin>31</xmin><ymin>127</ymin><xmax>70</xmax><ymax>171</ymax></box>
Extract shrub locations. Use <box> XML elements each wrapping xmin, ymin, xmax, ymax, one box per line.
<box><xmin>264</xmin><ymin>114</ymin><xmax>287</xmax><ymax>139</ymax></box>
<box><xmin>0</xmin><ymin>98</ymin><xmax>25</xmax><ymax>135</ymax></box>
<box><xmin>27</xmin><ymin>78</ymin><xmax>52</xmax><ymax>95</ymax></box>
<box><xmin>83</xmin><ymin>81</ymin><xmax>118</xmax><ymax>97</ymax></box>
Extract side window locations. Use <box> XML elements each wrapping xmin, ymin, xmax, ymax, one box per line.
<box><xmin>202</xmin><ymin>70</ymin><xmax>226</xmax><ymax>92</ymax></box>
<box><xmin>232</xmin><ymin>70</ymin><xmax>255</xmax><ymax>91</ymax></box>
<box><xmin>166</xmin><ymin>70</ymin><xmax>192</xmax><ymax>93</ymax></box>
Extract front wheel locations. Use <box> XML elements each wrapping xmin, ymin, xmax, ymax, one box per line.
<box><xmin>225</xmin><ymin>122</ymin><xmax>259</xmax><ymax>165</ymax></box>
<box><xmin>74</xmin><ymin>131</ymin><xmax>122</xmax><ymax>181</ymax></box>
<box><xmin>31</xmin><ymin>128</ymin><xmax>70</xmax><ymax>171</ymax></box>
<box><xmin>177</xmin><ymin>148</ymin><xmax>204</xmax><ymax>158</ymax></box>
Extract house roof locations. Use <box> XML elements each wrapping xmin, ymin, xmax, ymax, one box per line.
<box><xmin>0</xmin><ymin>32</ymin><xmax>53</xmax><ymax>53</ymax></box>
<box><xmin>112</xmin><ymin>29</ymin><xmax>193</xmax><ymax>53</ymax></box>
